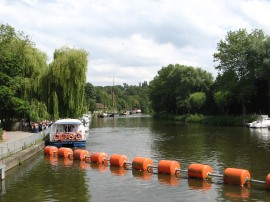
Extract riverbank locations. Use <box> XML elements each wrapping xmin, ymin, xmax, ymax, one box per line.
<box><xmin>1</xmin><ymin>141</ymin><xmax>44</xmax><ymax>171</ymax></box>
<box><xmin>0</xmin><ymin>131</ymin><xmax>46</xmax><ymax>178</ymax></box>
<box><xmin>153</xmin><ymin>113</ymin><xmax>257</xmax><ymax>126</ymax></box>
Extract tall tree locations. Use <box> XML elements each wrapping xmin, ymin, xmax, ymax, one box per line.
<box><xmin>0</xmin><ymin>23</ymin><xmax>48</xmax><ymax>122</ymax></box>
<box><xmin>48</xmin><ymin>46</ymin><xmax>88</xmax><ymax>118</ymax></box>
<box><xmin>213</xmin><ymin>29</ymin><xmax>266</xmax><ymax>115</ymax></box>
<box><xmin>259</xmin><ymin>36</ymin><xmax>270</xmax><ymax>114</ymax></box>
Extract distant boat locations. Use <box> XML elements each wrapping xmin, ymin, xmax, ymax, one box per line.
<box><xmin>48</xmin><ymin>119</ymin><xmax>86</xmax><ymax>147</ymax></box>
<box><xmin>248</xmin><ymin>115</ymin><xmax>270</xmax><ymax>128</ymax></box>
<box><xmin>98</xmin><ymin>112</ymin><xmax>108</xmax><ymax>118</ymax></box>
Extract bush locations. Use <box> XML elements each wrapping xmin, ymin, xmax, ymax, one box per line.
<box><xmin>155</xmin><ymin>112</ymin><xmax>257</xmax><ymax>126</ymax></box>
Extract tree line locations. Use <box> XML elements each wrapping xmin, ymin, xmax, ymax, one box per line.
<box><xmin>149</xmin><ymin>29</ymin><xmax>270</xmax><ymax>118</ymax></box>
<box><xmin>85</xmin><ymin>81</ymin><xmax>151</xmax><ymax>114</ymax></box>
<box><xmin>1</xmin><ymin>23</ymin><xmax>269</xmax><ymax>128</ymax></box>
<box><xmin>0</xmin><ymin>23</ymin><xmax>87</xmax><ymax>128</ymax></box>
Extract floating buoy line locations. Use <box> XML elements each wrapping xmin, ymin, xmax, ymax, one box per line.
<box><xmin>44</xmin><ymin>146</ymin><xmax>270</xmax><ymax>191</ymax></box>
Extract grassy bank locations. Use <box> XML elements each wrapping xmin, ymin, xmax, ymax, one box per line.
<box><xmin>153</xmin><ymin>113</ymin><xmax>258</xmax><ymax>126</ymax></box>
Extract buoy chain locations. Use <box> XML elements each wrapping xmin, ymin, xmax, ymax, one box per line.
<box><xmin>208</xmin><ymin>173</ymin><xmax>223</xmax><ymax>178</ymax></box>
<box><xmin>43</xmin><ymin>146</ymin><xmax>270</xmax><ymax>190</ymax></box>
<box><xmin>249</xmin><ymin>179</ymin><xmax>265</xmax><ymax>184</ymax></box>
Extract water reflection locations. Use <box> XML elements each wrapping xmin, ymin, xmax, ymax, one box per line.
<box><xmin>223</xmin><ymin>185</ymin><xmax>250</xmax><ymax>200</ymax></box>
<box><xmin>132</xmin><ymin>170</ymin><xmax>153</xmax><ymax>180</ymax></box>
<box><xmin>188</xmin><ymin>179</ymin><xmax>212</xmax><ymax>191</ymax></box>
<box><xmin>249</xmin><ymin>128</ymin><xmax>270</xmax><ymax>142</ymax></box>
<box><xmin>90</xmin><ymin>162</ymin><xmax>108</xmax><ymax>173</ymax></box>
<box><xmin>110</xmin><ymin>166</ymin><xmax>128</xmax><ymax>176</ymax></box>
<box><xmin>158</xmin><ymin>174</ymin><xmax>180</xmax><ymax>186</ymax></box>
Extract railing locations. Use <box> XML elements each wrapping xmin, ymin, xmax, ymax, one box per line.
<box><xmin>0</xmin><ymin>127</ymin><xmax>50</xmax><ymax>159</ymax></box>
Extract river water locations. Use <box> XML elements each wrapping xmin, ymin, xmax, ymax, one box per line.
<box><xmin>1</xmin><ymin>114</ymin><xmax>270</xmax><ymax>201</ymax></box>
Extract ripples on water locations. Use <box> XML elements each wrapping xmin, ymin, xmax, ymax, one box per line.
<box><xmin>2</xmin><ymin>114</ymin><xmax>270</xmax><ymax>201</ymax></box>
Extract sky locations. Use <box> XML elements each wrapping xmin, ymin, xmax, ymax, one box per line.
<box><xmin>1</xmin><ymin>0</ymin><xmax>270</xmax><ymax>86</ymax></box>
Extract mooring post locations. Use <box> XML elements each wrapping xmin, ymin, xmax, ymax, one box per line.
<box><xmin>0</xmin><ymin>164</ymin><xmax>5</xmax><ymax>180</ymax></box>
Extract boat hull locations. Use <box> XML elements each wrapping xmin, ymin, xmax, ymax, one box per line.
<box><xmin>49</xmin><ymin>140</ymin><xmax>86</xmax><ymax>147</ymax></box>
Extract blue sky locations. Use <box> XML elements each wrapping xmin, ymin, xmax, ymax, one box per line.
<box><xmin>1</xmin><ymin>0</ymin><xmax>270</xmax><ymax>86</ymax></box>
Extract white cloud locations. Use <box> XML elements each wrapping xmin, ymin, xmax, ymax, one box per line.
<box><xmin>1</xmin><ymin>0</ymin><xmax>270</xmax><ymax>86</ymax></box>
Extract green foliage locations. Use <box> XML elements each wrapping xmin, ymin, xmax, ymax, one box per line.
<box><xmin>186</xmin><ymin>92</ymin><xmax>206</xmax><ymax>113</ymax></box>
<box><xmin>0</xmin><ymin>23</ymin><xmax>48</xmax><ymax>122</ymax></box>
<box><xmin>94</xmin><ymin>82</ymin><xmax>150</xmax><ymax>113</ymax></box>
<box><xmin>175</xmin><ymin>114</ymin><xmax>205</xmax><ymax>123</ymax></box>
<box><xmin>48</xmin><ymin>46</ymin><xmax>88</xmax><ymax>118</ymax></box>
<box><xmin>149</xmin><ymin>64</ymin><xmax>213</xmax><ymax>114</ymax></box>
<box><xmin>213</xmin><ymin>29</ymin><xmax>266</xmax><ymax>115</ymax></box>
<box><xmin>85</xmin><ymin>82</ymin><xmax>97</xmax><ymax>112</ymax></box>
<box><xmin>29</xmin><ymin>99</ymin><xmax>50</xmax><ymax>122</ymax></box>
<box><xmin>213</xmin><ymin>90</ymin><xmax>232</xmax><ymax>115</ymax></box>
<box><xmin>174</xmin><ymin>114</ymin><xmax>254</xmax><ymax>126</ymax></box>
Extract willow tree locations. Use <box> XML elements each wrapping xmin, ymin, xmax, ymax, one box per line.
<box><xmin>48</xmin><ymin>46</ymin><xmax>88</xmax><ymax>118</ymax></box>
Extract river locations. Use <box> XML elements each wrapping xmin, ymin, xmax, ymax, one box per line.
<box><xmin>1</xmin><ymin>114</ymin><xmax>270</xmax><ymax>201</ymax></box>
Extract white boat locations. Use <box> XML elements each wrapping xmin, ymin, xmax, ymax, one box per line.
<box><xmin>248</xmin><ymin>115</ymin><xmax>270</xmax><ymax>128</ymax></box>
<box><xmin>49</xmin><ymin>119</ymin><xmax>86</xmax><ymax>147</ymax></box>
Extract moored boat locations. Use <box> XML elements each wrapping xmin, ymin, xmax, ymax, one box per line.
<box><xmin>248</xmin><ymin>115</ymin><xmax>270</xmax><ymax>128</ymax></box>
<box><xmin>49</xmin><ymin>119</ymin><xmax>86</xmax><ymax>147</ymax></box>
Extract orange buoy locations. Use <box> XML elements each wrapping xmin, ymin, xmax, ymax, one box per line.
<box><xmin>188</xmin><ymin>163</ymin><xmax>213</xmax><ymax>179</ymax></box>
<box><xmin>58</xmin><ymin>147</ymin><xmax>73</xmax><ymax>158</ymax></box>
<box><xmin>44</xmin><ymin>146</ymin><xmax>58</xmax><ymax>156</ymax></box>
<box><xmin>132</xmin><ymin>157</ymin><xmax>153</xmax><ymax>171</ymax></box>
<box><xmin>110</xmin><ymin>154</ymin><xmax>129</xmax><ymax>167</ymax></box>
<box><xmin>73</xmin><ymin>149</ymin><xmax>90</xmax><ymax>160</ymax></box>
<box><xmin>90</xmin><ymin>152</ymin><xmax>108</xmax><ymax>163</ymax></box>
<box><xmin>223</xmin><ymin>168</ymin><xmax>250</xmax><ymax>186</ymax></box>
<box><xmin>265</xmin><ymin>173</ymin><xmax>270</xmax><ymax>190</ymax></box>
<box><xmin>158</xmin><ymin>160</ymin><xmax>180</xmax><ymax>175</ymax></box>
